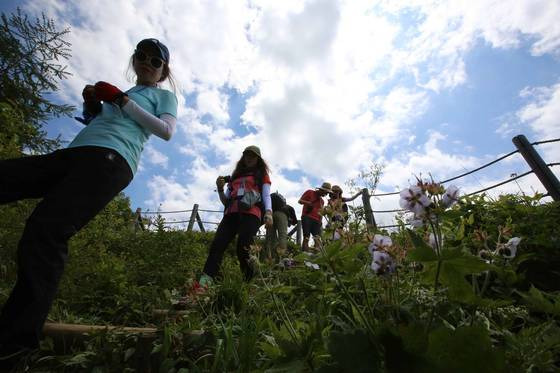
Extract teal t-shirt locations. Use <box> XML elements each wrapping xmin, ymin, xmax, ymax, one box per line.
<box><xmin>69</xmin><ymin>85</ymin><xmax>177</xmax><ymax>174</ymax></box>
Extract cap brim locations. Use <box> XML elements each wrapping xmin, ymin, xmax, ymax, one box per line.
<box><xmin>137</xmin><ymin>39</ymin><xmax>169</xmax><ymax>62</ymax></box>
<box><xmin>243</xmin><ymin>150</ymin><xmax>261</xmax><ymax>157</ymax></box>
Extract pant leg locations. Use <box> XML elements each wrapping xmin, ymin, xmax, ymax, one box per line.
<box><xmin>274</xmin><ymin>211</ymin><xmax>288</xmax><ymax>254</ymax></box>
<box><xmin>0</xmin><ymin>150</ymin><xmax>69</xmax><ymax>203</ymax></box>
<box><xmin>264</xmin><ymin>224</ymin><xmax>276</xmax><ymax>260</ymax></box>
<box><xmin>0</xmin><ymin>147</ymin><xmax>132</xmax><ymax>348</ymax></box>
<box><xmin>202</xmin><ymin>214</ymin><xmax>238</xmax><ymax>278</ymax></box>
<box><xmin>236</xmin><ymin>214</ymin><xmax>261</xmax><ymax>281</ymax></box>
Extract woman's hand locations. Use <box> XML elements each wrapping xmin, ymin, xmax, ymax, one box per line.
<box><xmin>216</xmin><ymin>176</ymin><xmax>226</xmax><ymax>191</ymax></box>
<box><xmin>75</xmin><ymin>84</ymin><xmax>102</xmax><ymax>125</ymax></box>
<box><xmin>82</xmin><ymin>85</ymin><xmax>97</xmax><ymax>102</ymax></box>
<box><xmin>94</xmin><ymin>81</ymin><xmax>127</xmax><ymax>106</ymax></box>
<box><xmin>264</xmin><ymin>210</ymin><xmax>273</xmax><ymax>227</ymax></box>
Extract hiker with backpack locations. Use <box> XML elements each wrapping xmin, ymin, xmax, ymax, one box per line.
<box><xmin>0</xmin><ymin>38</ymin><xmax>177</xmax><ymax>364</ymax></box>
<box><xmin>263</xmin><ymin>192</ymin><xmax>298</xmax><ymax>261</ymax></box>
<box><xmin>298</xmin><ymin>182</ymin><xmax>332</xmax><ymax>252</ymax></box>
<box><xmin>198</xmin><ymin>145</ymin><xmax>273</xmax><ymax>286</ymax></box>
<box><xmin>326</xmin><ymin>185</ymin><xmax>362</xmax><ymax>240</ymax></box>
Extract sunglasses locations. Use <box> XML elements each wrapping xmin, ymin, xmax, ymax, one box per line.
<box><xmin>134</xmin><ymin>50</ymin><xmax>165</xmax><ymax>69</ymax></box>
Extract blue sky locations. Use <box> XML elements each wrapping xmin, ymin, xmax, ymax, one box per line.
<box><xmin>3</xmin><ymin>0</ymin><xmax>560</xmax><ymax>227</ymax></box>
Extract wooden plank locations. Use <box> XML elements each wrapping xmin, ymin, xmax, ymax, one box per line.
<box><xmin>43</xmin><ymin>322</ymin><xmax>158</xmax><ymax>338</ymax></box>
<box><xmin>152</xmin><ymin>309</ymin><xmax>190</xmax><ymax>317</ymax></box>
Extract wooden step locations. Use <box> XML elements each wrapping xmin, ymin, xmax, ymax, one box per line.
<box><xmin>43</xmin><ymin>322</ymin><xmax>158</xmax><ymax>338</ymax></box>
<box><xmin>152</xmin><ymin>309</ymin><xmax>191</xmax><ymax>317</ymax></box>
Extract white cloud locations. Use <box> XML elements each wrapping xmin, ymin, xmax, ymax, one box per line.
<box><xmin>497</xmin><ymin>82</ymin><xmax>560</xmax><ymax>163</ymax></box>
<box><xmin>196</xmin><ymin>87</ymin><xmax>230</xmax><ymax>124</ymax></box>
<box><xmin>17</xmin><ymin>0</ymin><xmax>560</xmax><ymax>227</ymax></box>
<box><xmin>144</xmin><ymin>144</ymin><xmax>169</xmax><ymax>169</ymax></box>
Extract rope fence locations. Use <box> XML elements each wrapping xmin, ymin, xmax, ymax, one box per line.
<box><xmin>139</xmin><ymin>135</ymin><xmax>559</xmax><ymax>234</ymax></box>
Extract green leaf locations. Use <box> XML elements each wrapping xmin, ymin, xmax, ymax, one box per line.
<box><xmin>326</xmin><ymin>329</ymin><xmax>381</xmax><ymax>373</ymax></box>
<box><xmin>124</xmin><ymin>347</ymin><xmax>135</xmax><ymax>362</ymax></box>
<box><xmin>406</xmin><ymin>230</ymin><xmax>438</xmax><ymax>262</ymax></box>
<box><xmin>264</xmin><ymin>359</ymin><xmax>306</xmax><ymax>372</ymax></box>
<box><xmin>419</xmin><ymin>249</ymin><xmax>494</xmax><ymax>303</ymax></box>
<box><xmin>427</xmin><ymin>326</ymin><xmax>505</xmax><ymax>372</ymax></box>
<box><xmin>516</xmin><ymin>286</ymin><xmax>560</xmax><ymax>316</ymax></box>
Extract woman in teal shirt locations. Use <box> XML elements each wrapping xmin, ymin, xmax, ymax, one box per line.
<box><xmin>0</xmin><ymin>38</ymin><xmax>178</xmax><ymax>361</ymax></box>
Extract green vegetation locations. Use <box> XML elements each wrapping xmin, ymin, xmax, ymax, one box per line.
<box><xmin>1</xmin><ymin>192</ymin><xmax>559</xmax><ymax>372</ymax></box>
<box><xmin>1</xmin><ymin>7</ymin><xmax>558</xmax><ymax>373</ymax></box>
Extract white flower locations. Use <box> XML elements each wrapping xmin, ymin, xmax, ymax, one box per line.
<box><xmin>428</xmin><ymin>233</ymin><xmax>437</xmax><ymax>249</ymax></box>
<box><xmin>442</xmin><ymin>185</ymin><xmax>460</xmax><ymax>208</ymax></box>
<box><xmin>368</xmin><ymin>234</ymin><xmax>392</xmax><ymax>255</ymax></box>
<box><xmin>399</xmin><ymin>186</ymin><xmax>431</xmax><ymax>216</ymax></box>
<box><xmin>304</xmin><ymin>261</ymin><xmax>320</xmax><ymax>270</ymax></box>
<box><xmin>497</xmin><ymin>237</ymin><xmax>521</xmax><ymax>259</ymax></box>
<box><xmin>371</xmin><ymin>251</ymin><xmax>396</xmax><ymax>276</ymax></box>
<box><xmin>428</xmin><ymin>233</ymin><xmax>443</xmax><ymax>250</ymax></box>
<box><xmin>408</xmin><ymin>217</ymin><xmax>425</xmax><ymax>228</ymax></box>
<box><xmin>280</xmin><ymin>258</ymin><xmax>295</xmax><ymax>268</ymax></box>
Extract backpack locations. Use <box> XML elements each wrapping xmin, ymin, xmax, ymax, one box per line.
<box><xmin>271</xmin><ymin>192</ymin><xmax>287</xmax><ymax>212</ymax></box>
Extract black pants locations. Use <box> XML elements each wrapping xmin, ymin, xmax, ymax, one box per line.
<box><xmin>203</xmin><ymin>213</ymin><xmax>261</xmax><ymax>281</ymax></box>
<box><xmin>0</xmin><ymin>146</ymin><xmax>133</xmax><ymax>348</ymax></box>
<box><xmin>301</xmin><ymin>215</ymin><xmax>322</xmax><ymax>237</ymax></box>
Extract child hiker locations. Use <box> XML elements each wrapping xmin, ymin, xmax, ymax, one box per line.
<box><xmin>0</xmin><ymin>38</ymin><xmax>178</xmax><ymax>365</ymax></box>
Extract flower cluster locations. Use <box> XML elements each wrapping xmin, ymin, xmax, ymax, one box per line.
<box><xmin>495</xmin><ymin>237</ymin><xmax>522</xmax><ymax>259</ymax></box>
<box><xmin>400</xmin><ymin>179</ymin><xmax>460</xmax><ymax>226</ymax></box>
<box><xmin>304</xmin><ymin>260</ymin><xmax>320</xmax><ymax>270</ymax></box>
<box><xmin>399</xmin><ymin>186</ymin><xmax>431</xmax><ymax>216</ymax></box>
<box><xmin>368</xmin><ymin>234</ymin><xmax>396</xmax><ymax>276</ymax></box>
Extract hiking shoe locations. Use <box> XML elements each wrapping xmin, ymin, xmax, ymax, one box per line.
<box><xmin>174</xmin><ymin>280</ymin><xmax>209</xmax><ymax>309</ymax></box>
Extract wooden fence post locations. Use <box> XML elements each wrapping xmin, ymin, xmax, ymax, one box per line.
<box><xmin>196</xmin><ymin>211</ymin><xmax>206</xmax><ymax>232</ymax></box>
<box><xmin>512</xmin><ymin>135</ymin><xmax>560</xmax><ymax>201</ymax></box>
<box><xmin>361</xmin><ymin>188</ymin><xmax>377</xmax><ymax>229</ymax></box>
<box><xmin>187</xmin><ymin>204</ymin><xmax>198</xmax><ymax>232</ymax></box>
<box><xmin>296</xmin><ymin>220</ymin><xmax>302</xmax><ymax>246</ymax></box>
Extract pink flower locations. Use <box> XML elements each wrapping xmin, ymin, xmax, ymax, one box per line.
<box><xmin>442</xmin><ymin>185</ymin><xmax>460</xmax><ymax>208</ymax></box>
<box><xmin>399</xmin><ymin>186</ymin><xmax>431</xmax><ymax>216</ymax></box>
<box><xmin>368</xmin><ymin>234</ymin><xmax>392</xmax><ymax>255</ymax></box>
<box><xmin>371</xmin><ymin>251</ymin><xmax>396</xmax><ymax>275</ymax></box>
<box><xmin>496</xmin><ymin>237</ymin><xmax>521</xmax><ymax>259</ymax></box>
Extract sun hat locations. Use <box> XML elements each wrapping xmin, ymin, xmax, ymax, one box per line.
<box><xmin>316</xmin><ymin>182</ymin><xmax>332</xmax><ymax>193</ymax></box>
<box><xmin>136</xmin><ymin>38</ymin><xmax>170</xmax><ymax>62</ymax></box>
<box><xmin>331</xmin><ymin>185</ymin><xmax>343</xmax><ymax>194</ymax></box>
<box><xmin>243</xmin><ymin>145</ymin><xmax>261</xmax><ymax>158</ymax></box>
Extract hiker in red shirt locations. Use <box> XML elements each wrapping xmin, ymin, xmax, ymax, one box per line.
<box><xmin>199</xmin><ymin>145</ymin><xmax>273</xmax><ymax>285</ymax></box>
<box><xmin>298</xmin><ymin>182</ymin><xmax>331</xmax><ymax>252</ymax></box>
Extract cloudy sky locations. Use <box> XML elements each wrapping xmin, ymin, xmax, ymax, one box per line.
<box><xmin>3</xmin><ymin>0</ymin><xmax>560</xmax><ymax>228</ymax></box>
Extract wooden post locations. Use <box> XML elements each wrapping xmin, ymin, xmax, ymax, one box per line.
<box><xmin>361</xmin><ymin>188</ymin><xmax>377</xmax><ymax>229</ymax></box>
<box><xmin>196</xmin><ymin>211</ymin><xmax>206</xmax><ymax>232</ymax></box>
<box><xmin>513</xmin><ymin>135</ymin><xmax>560</xmax><ymax>201</ymax></box>
<box><xmin>296</xmin><ymin>220</ymin><xmax>302</xmax><ymax>246</ymax></box>
<box><xmin>187</xmin><ymin>204</ymin><xmax>199</xmax><ymax>232</ymax></box>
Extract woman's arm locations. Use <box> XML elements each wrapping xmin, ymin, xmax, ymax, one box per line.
<box><xmin>216</xmin><ymin>176</ymin><xmax>230</xmax><ymax>206</ymax></box>
<box><xmin>298</xmin><ymin>197</ymin><xmax>314</xmax><ymax>206</ymax></box>
<box><xmin>342</xmin><ymin>190</ymin><xmax>363</xmax><ymax>203</ymax></box>
<box><xmin>121</xmin><ymin>99</ymin><xmax>176</xmax><ymax>140</ymax></box>
<box><xmin>262</xmin><ymin>183</ymin><xmax>272</xmax><ymax>212</ymax></box>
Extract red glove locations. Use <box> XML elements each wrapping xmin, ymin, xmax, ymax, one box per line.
<box><xmin>94</xmin><ymin>81</ymin><xmax>123</xmax><ymax>102</ymax></box>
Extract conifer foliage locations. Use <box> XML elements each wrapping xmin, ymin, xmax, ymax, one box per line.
<box><xmin>0</xmin><ymin>7</ymin><xmax>73</xmax><ymax>158</ymax></box>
